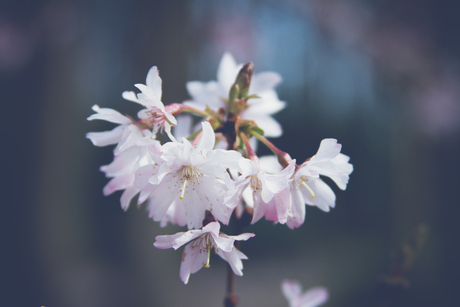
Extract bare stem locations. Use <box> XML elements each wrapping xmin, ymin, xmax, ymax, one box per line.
<box><xmin>250</xmin><ymin>130</ymin><xmax>292</xmax><ymax>168</ymax></box>
<box><xmin>240</xmin><ymin>132</ymin><xmax>259</xmax><ymax>163</ymax></box>
<box><xmin>179</xmin><ymin>104</ymin><xmax>210</xmax><ymax>118</ymax></box>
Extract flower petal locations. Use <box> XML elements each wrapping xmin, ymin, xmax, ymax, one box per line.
<box><xmin>145</xmin><ymin>66</ymin><xmax>162</xmax><ymax>100</ymax></box>
<box><xmin>87</xmin><ymin>105</ymin><xmax>132</xmax><ymax>125</ymax></box>
<box><xmin>180</xmin><ymin>242</ymin><xmax>207</xmax><ymax>284</ymax></box>
<box><xmin>216</xmin><ymin>248</ymin><xmax>247</xmax><ymax>276</ymax></box>
<box><xmin>217</xmin><ymin>52</ymin><xmax>239</xmax><ymax>91</ymax></box>
<box><xmin>86</xmin><ymin>125</ymin><xmax>125</xmax><ymax>147</ymax></box>
<box><xmin>299</xmin><ymin>287</ymin><xmax>329</xmax><ymax>307</ymax></box>
<box><xmin>249</xmin><ymin>71</ymin><xmax>283</xmax><ymax>93</ymax></box>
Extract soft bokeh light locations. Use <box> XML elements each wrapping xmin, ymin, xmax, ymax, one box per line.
<box><xmin>3</xmin><ymin>0</ymin><xmax>460</xmax><ymax>306</ymax></box>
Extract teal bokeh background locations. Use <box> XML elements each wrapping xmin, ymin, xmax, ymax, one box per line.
<box><xmin>3</xmin><ymin>0</ymin><xmax>459</xmax><ymax>306</ymax></box>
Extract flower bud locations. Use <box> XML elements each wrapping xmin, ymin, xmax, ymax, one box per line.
<box><xmin>235</xmin><ymin>62</ymin><xmax>253</xmax><ymax>99</ymax></box>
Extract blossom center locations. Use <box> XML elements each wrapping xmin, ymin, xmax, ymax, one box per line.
<box><xmin>146</xmin><ymin>107</ymin><xmax>167</xmax><ymax>128</ymax></box>
<box><xmin>192</xmin><ymin>233</ymin><xmax>216</xmax><ymax>268</ymax></box>
<box><xmin>250</xmin><ymin>175</ymin><xmax>262</xmax><ymax>194</ymax></box>
<box><xmin>179</xmin><ymin>166</ymin><xmax>201</xmax><ymax>199</ymax></box>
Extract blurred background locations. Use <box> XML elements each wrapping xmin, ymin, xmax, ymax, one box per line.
<box><xmin>3</xmin><ymin>0</ymin><xmax>460</xmax><ymax>306</ymax></box>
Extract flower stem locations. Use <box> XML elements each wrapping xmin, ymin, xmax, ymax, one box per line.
<box><xmin>179</xmin><ymin>104</ymin><xmax>210</xmax><ymax>118</ymax></box>
<box><xmin>224</xmin><ymin>260</ymin><xmax>238</xmax><ymax>307</ymax></box>
<box><xmin>223</xmin><ymin>210</ymin><xmax>252</xmax><ymax>307</ymax></box>
<box><xmin>186</xmin><ymin>128</ymin><xmax>203</xmax><ymax>142</ymax></box>
<box><xmin>249</xmin><ymin>130</ymin><xmax>292</xmax><ymax>168</ymax></box>
<box><xmin>239</xmin><ymin>132</ymin><xmax>258</xmax><ymax>164</ymax></box>
<box><xmin>191</xmin><ymin>131</ymin><xmax>203</xmax><ymax>146</ymax></box>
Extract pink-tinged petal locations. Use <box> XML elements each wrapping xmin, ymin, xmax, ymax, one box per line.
<box><xmin>287</xmin><ymin>187</ymin><xmax>306</xmax><ymax>229</ymax></box>
<box><xmin>282</xmin><ymin>279</ymin><xmax>303</xmax><ymax>302</ymax></box>
<box><xmin>299</xmin><ymin>287</ymin><xmax>329</xmax><ymax>307</ymax></box>
<box><xmin>149</xmin><ymin>176</ymin><xmax>181</xmax><ymax>221</ymax></box>
<box><xmin>201</xmin><ymin>221</ymin><xmax>221</xmax><ymax>235</ymax></box>
<box><xmin>134</xmin><ymin>164</ymin><xmax>158</xmax><ymax>190</ymax></box>
<box><xmin>153</xmin><ymin>232</ymin><xmax>187</xmax><ymax>249</ymax></box>
<box><xmin>100</xmin><ymin>147</ymin><xmax>138</xmax><ymax>177</ymax></box>
<box><xmin>145</xmin><ymin>66</ymin><xmax>162</xmax><ymax>100</ymax></box>
<box><xmin>264</xmin><ymin>198</ymin><xmax>278</xmax><ymax>222</ymax></box>
<box><xmin>262</xmin><ymin>173</ymin><xmax>287</xmax><ymax>201</ymax></box>
<box><xmin>216</xmin><ymin>248</ymin><xmax>247</xmax><ymax>276</ymax></box>
<box><xmin>251</xmin><ymin>191</ymin><xmax>266</xmax><ymax>224</ymax></box>
<box><xmin>249</xmin><ymin>71</ymin><xmax>282</xmax><ymax>93</ymax></box>
<box><xmin>157</xmin><ymin>200</ymin><xmax>187</xmax><ymax>227</ymax></box>
<box><xmin>194</xmin><ymin>177</ymin><xmax>232</xmax><ymax>225</ymax></box>
<box><xmin>164</xmin><ymin>229</ymin><xmax>205</xmax><ymax>249</ymax></box>
<box><xmin>87</xmin><ymin>105</ymin><xmax>132</xmax><ymax>125</ymax></box>
<box><xmin>273</xmin><ymin>187</ymin><xmax>291</xmax><ymax>224</ymax></box>
<box><xmin>120</xmin><ymin>185</ymin><xmax>139</xmax><ymax>211</ymax></box>
<box><xmin>180</xmin><ymin>243</ymin><xmax>207</xmax><ymax>284</ymax></box>
<box><xmin>217</xmin><ymin>52</ymin><xmax>238</xmax><ymax>90</ymax></box>
<box><xmin>184</xmin><ymin>186</ymin><xmax>208</xmax><ymax>229</ymax></box>
<box><xmin>224</xmin><ymin>179</ymin><xmax>250</xmax><ymax>211</ymax></box>
<box><xmin>86</xmin><ymin>125</ymin><xmax>124</xmax><ymax>147</ymax></box>
<box><xmin>211</xmin><ymin>234</ymin><xmax>235</xmax><ymax>253</ymax></box>
<box><xmin>138</xmin><ymin>187</ymin><xmax>153</xmax><ymax>204</ymax></box>
<box><xmin>102</xmin><ymin>173</ymin><xmax>134</xmax><ymax>196</ymax></box>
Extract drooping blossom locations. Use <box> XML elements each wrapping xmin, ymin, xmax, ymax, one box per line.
<box><xmin>184</xmin><ymin>52</ymin><xmax>285</xmax><ymax>137</ymax></box>
<box><xmin>134</xmin><ymin>121</ymin><xmax>246</xmax><ymax>229</ymax></box>
<box><xmin>100</xmin><ymin>133</ymin><xmax>162</xmax><ymax>210</ymax></box>
<box><xmin>86</xmin><ymin>105</ymin><xmax>163</xmax><ymax>209</ymax></box>
<box><xmin>86</xmin><ymin>104</ymin><xmax>139</xmax><ymax>153</ymax></box>
<box><xmin>154</xmin><ymin>221</ymin><xmax>254</xmax><ymax>284</ymax></box>
<box><xmin>227</xmin><ymin>157</ymin><xmax>296</xmax><ymax>225</ymax></box>
<box><xmin>282</xmin><ymin>279</ymin><xmax>328</xmax><ymax>307</ymax></box>
<box><xmin>122</xmin><ymin>66</ymin><xmax>177</xmax><ymax>141</ymax></box>
<box><xmin>287</xmin><ymin>139</ymin><xmax>353</xmax><ymax>229</ymax></box>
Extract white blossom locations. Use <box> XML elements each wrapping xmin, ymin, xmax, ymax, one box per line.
<box><xmin>134</xmin><ymin>121</ymin><xmax>246</xmax><ymax>229</ymax></box>
<box><xmin>185</xmin><ymin>52</ymin><xmax>285</xmax><ymax>137</ymax></box>
<box><xmin>282</xmin><ymin>279</ymin><xmax>328</xmax><ymax>307</ymax></box>
<box><xmin>287</xmin><ymin>139</ymin><xmax>353</xmax><ymax>229</ymax></box>
<box><xmin>154</xmin><ymin>222</ymin><xmax>254</xmax><ymax>284</ymax></box>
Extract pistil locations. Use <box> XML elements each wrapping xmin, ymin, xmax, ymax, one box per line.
<box><xmin>179</xmin><ymin>178</ymin><xmax>188</xmax><ymax>200</ymax></box>
<box><xmin>204</xmin><ymin>243</ymin><xmax>211</xmax><ymax>268</ymax></box>
<box><xmin>301</xmin><ymin>181</ymin><xmax>315</xmax><ymax>198</ymax></box>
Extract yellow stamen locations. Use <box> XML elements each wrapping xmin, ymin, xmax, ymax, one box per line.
<box><xmin>301</xmin><ymin>181</ymin><xmax>315</xmax><ymax>198</ymax></box>
<box><xmin>204</xmin><ymin>244</ymin><xmax>211</xmax><ymax>268</ymax></box>
<box><xmin>179</xmin><ymin>178</ymin><xmax>188</xmax><ymax>199</ymax></box>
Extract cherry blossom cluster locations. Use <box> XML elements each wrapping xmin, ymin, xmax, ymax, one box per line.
<box><xmin>87</xmin><ymin>53</ymin><xmax>353</xmax><ymax>285</ymax></box>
